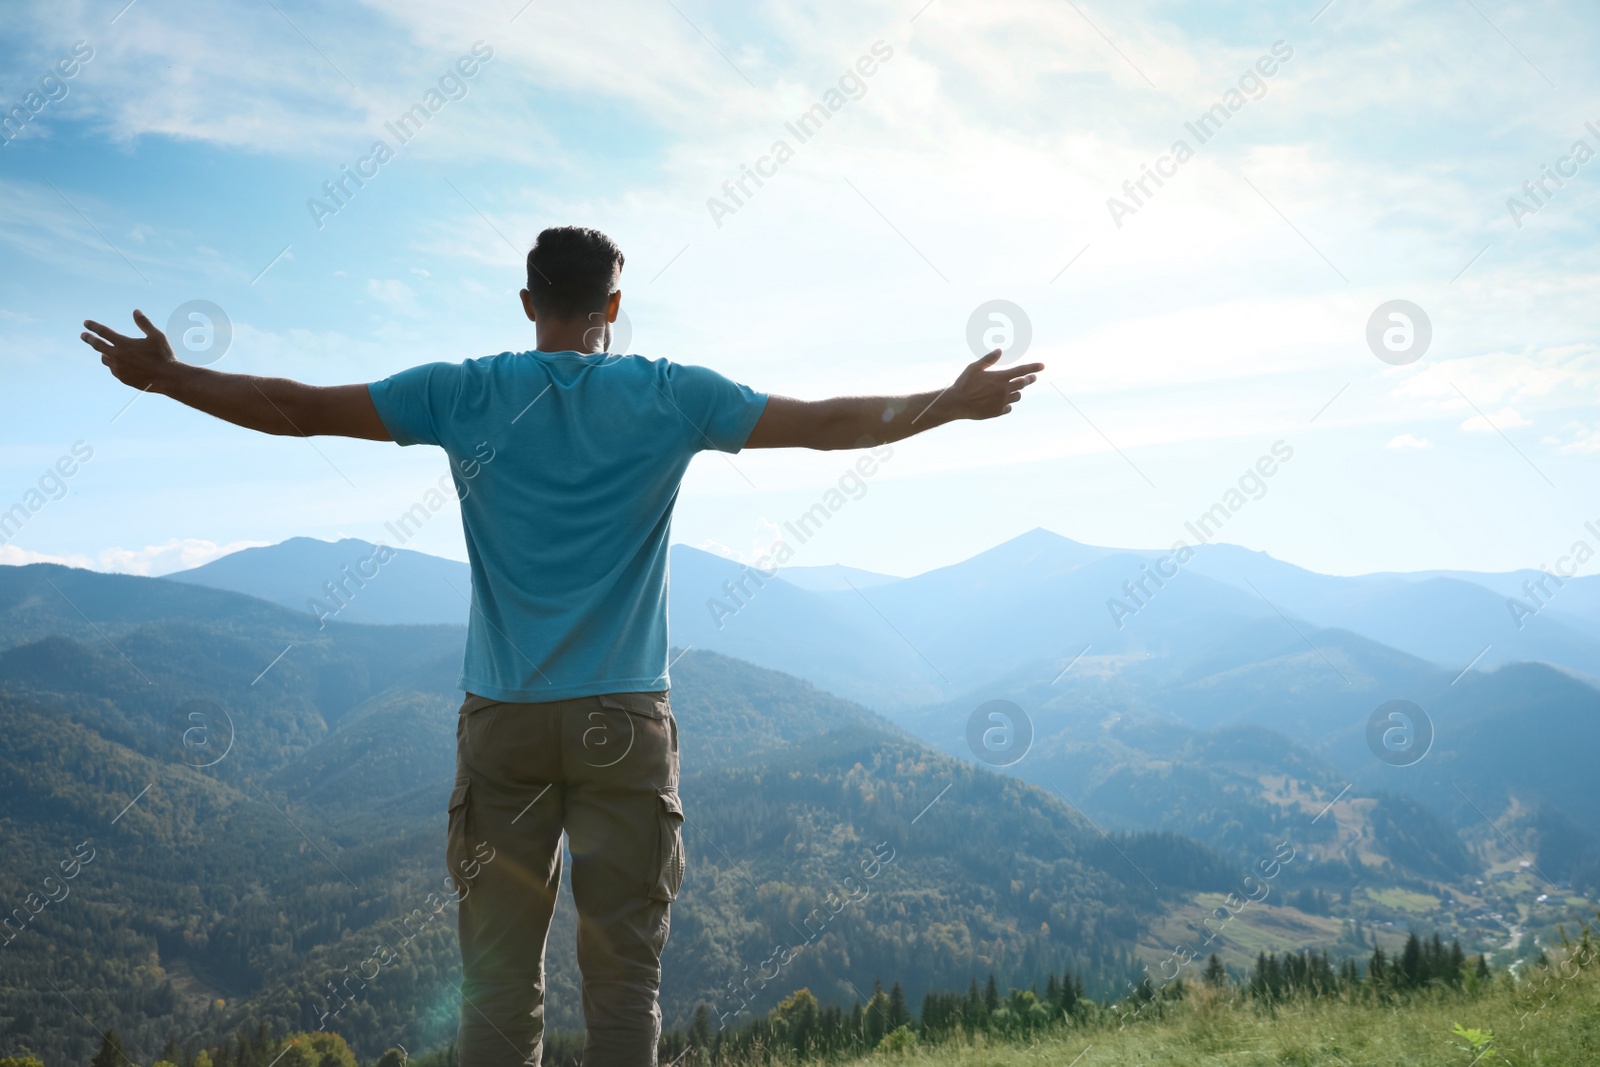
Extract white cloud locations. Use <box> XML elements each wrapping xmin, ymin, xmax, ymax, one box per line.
<box><xmin>1459</xmin><ymin>405</ymin><xmax>1532</xmax><ymax>435</ymax></box>
<box><xmin>1386</xmin><ymin>434</ymin><xmax>1432</xmax><ymax>449</ymax></box>
<box><xmin>694</xmin><ymin>539</ymin><xmax>741</xmax><ymax>562</ymax></box>
<box><xmin>0</xmin><ymin>545</ymin><xmax>95</xmax><ymax>568</ymax></box>
<box><xmin>1549</xmin><ymin>424</ymin><xmax>1600</xmax><ymax>454</ymax></box>
<box><xmin>0</xmin><ymin>178</ymin><xmax>161</xmax><ymax>285</ymax></box>
<box><xmin>365</xmin><ymin>278</ymin><xmax>417</xmax><ymax>309</ymax></box>
<box><xmin>95</xmin><ymin>538</ymin><xmax>271</xmax><ymax>576</ymax></box>
<box><xmin>1391</xmin><ymin>344</ymin><xmax>1600</xmax><ymax>437</ymax></box>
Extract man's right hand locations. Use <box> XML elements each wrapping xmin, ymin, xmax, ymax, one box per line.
<box><xmin>943</xmin><ymin>349</ymin><xmax>1044</xmax><ymax>421</ymax></box>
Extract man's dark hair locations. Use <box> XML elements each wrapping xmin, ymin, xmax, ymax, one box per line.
<box><xmin>525</xmin><ymin>226</ymin><xmax>624</xmax><ymax>319</ymax></box>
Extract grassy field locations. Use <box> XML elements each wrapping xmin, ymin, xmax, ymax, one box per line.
<box><xmin>821</xmin><ymin>962</ymin><xmax>1599</xmax><ymax>1067</ymax></box>
<box><xmin>1139</xmin><ymin>894</ymin><xmax>1347</xmax><ymax>973</ymax></box>
<box><xmin>1363</xmin><ymin>886</ymin><xmax>1441</xmax><ymax>914</ymax></box>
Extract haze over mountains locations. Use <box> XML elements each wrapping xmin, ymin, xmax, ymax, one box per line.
<box><xmin>169</xmin><ymin>527</ymin><xmax>1600</xmax><ymax>712</ymax></box>
<box><xmin>165</xmin><ymin>528</ymin><xmax>1600</xmax><ymax>890</ymax></box>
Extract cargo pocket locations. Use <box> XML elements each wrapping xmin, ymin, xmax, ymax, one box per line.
<box><xmin>649</xmin><ymin>791</ymin><xmax>686</xmax><ymax>902</ymax></box>
<box><xmin>446</xmin><ymin>777</ymin><xmax>473</xmax><ymax>896</ymax></box>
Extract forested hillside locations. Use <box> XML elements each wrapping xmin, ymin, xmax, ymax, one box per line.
<box><xmin>0</xmin><ymin>564</ymin><xmax>1231</xmax><ymax>1064</ymax></box>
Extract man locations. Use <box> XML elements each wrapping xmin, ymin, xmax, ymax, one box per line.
<box><xmin>81</xmin><ymin>225</ymin><xmax>1043</xmax><ymax>1067</ymax></box>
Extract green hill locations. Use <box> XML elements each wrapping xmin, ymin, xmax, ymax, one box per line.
<box><xmin>0</xmin><ymin>565</ymin><xmax>1228</xmax><ymax>1065</ymax></box>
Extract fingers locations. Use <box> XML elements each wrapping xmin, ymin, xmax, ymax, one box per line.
<box><xmin>973</xmin><ymin>349</ymin><xmax>1002</xmax><ymax>367</ymax></box>
<box><xmin>81</xmin><ymin>332</ymin><xmax>114</xmax><ymax>355</ymax></box>
<box><xmin>83</xmin><ymin>319</ymin><xmax>132</xmax><ymax>345</ymax></box>
<box><xmin>131</xmin><ymin>309</ymin><xmax>159</xmax><ymax>337</ymax></box>
<box><xmin>1005</xmin><ymin>362</ymin><xmax>1046</xmax><ymax>378</ymax></box>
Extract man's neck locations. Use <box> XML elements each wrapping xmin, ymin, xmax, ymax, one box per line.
<box><xmin>535</xmin><ymin>327</ymin><xmax>604</xmax><ymax>354</ymax></box>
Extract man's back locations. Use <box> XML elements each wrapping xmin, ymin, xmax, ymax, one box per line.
<box><xmin>369</xmin><ymin>348</ymin><xmax>767</xmax><ymax>701</ymax></box>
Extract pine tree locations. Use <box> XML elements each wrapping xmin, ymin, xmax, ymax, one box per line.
<box><xmin>919</xmin><ymin>992</ymin><xmax>942</xmax><ymax>1036</ymax></box>
<box><xmin>886</xmin><ymin>982</ymin><xmax>909</xmax><ymax>1030</ymax></box>
<box><xmin>687</xmin><ymin>1002</ymin><xmax>712</xmax><ymax>1061</ymax></box>
<box><xmin>864</xmin><ymin>984</ymin><xmax>891</xmax><ymax>1048</ymax></box>
<box><xmin>1339</xmin><ymin>957</ymin><xmax>1360</xmax><ymax>989</ymax></box>
<box><xmin>92</xmin><ymin>1031</ymin><xmax>129</xmax><ymax>1067</ymax></box>
<box><xmin>1202</xmin><ymin>953</ymin><xmax>1227</xmax><ymax>987</ymax></box>
<box><xmin>1058</xmin><ymin>970</ymin><xmax>1079</xmax><ymax>1012</ymax></box>
<box><xmin>1400</xmin><ymin>932</ymin><xmax>1425</xmax><ymax>989</ymax></box>
<box><xmin>1249</xmin><ymin>951</ymin><xmax>1269</xmax><ymax>998</ymax></box>
<box><xmin>984</xmin><ymin>974</ymin><xmax>999</xmax><ymax>1013</ymax></box>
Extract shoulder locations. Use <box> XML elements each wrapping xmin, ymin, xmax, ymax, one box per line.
<box><xmin>590</xmin><ymin>352</ymin><xmax>674</xmax><ymax>383</ymax></box>
<box><xmin>611</xmin><ymin>352</ymin><xmax>669</xmax><ymax>372</ymax></box>
<box><xmin>446</xmin><ymin>352</ymin><xmax>545</xmax><ymax>387</ymax></box>
<box><xmin>465</xmin><ymin>351</ymin><xmax>528</xmax><ymax>372</ymax></box>
<box><xmin>659</xmin><ymin>358</ymin><xmax>728</xmax><ymax>384</ymax></box>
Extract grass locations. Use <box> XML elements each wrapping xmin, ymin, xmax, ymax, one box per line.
<box><xmin>819</xmin><ymin>965</ymin><xmax>1600</xmax><ymax>1067</ymax></box>
<box><xmin>1141</xmin><ymin>894</ymin><xmax>1345</xmax><ymax>973</ymax></box>
<box><xmin>1363</xmin><ymin>886</ymin><xmax>1440</xmax><ymax>914</ymax></box>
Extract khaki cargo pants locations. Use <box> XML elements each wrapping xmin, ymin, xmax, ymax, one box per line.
<box><xmin>449</xmin><ymin>691</ymin><xmax>685</xmax><ymax>1067</ymax></box>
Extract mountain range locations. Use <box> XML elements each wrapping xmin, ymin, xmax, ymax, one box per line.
<box><xmin>0</xmin><ymin>559</ymin><xmax>1219</xmax><ymax>1065</ymax></box>
<box><xmin>172</xmin><ymin>529</ymin><xmax>1600</xmax><ymax>705</ymax></box>
<box><xmin>1</xmin><ymin>528</ymin><xmax>1595</xmax><ymax>1064</ymax></box>
<box><xmin>164</xmin><ymin>531</ymin><xmax>1600</xmax><ymax>883</ymax></box>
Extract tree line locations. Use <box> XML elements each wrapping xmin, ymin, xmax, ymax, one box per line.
<box><xmin>21</xmin><ymin>928</ymin><xmax>1596</xmax><ymax>1067</ymax></box>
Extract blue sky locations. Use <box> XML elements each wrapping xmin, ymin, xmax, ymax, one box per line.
<box><xmin>1</xmin><ymin>0</ymin><xmax>1597</xmax><ymax>580</ymax></box>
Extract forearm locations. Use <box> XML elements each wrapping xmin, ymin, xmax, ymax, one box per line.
<box><xmin>810</xmin><ymin>391</ymin><xmax>958</xmax><ymax>450</ymax></box>
<box><xmin>84</xmin><ymin>310</ymin><xmax>391</xmax><ymax>440</ymax></box>
<box><xmin>156</xmin><ymin>363</ymin><xmax>319</xmax><ymax>437</ymax></box>
<box><xmin>746</xmin><ymin>352</ymin><xmax>1041</xmax><ymax>452</ymax></box>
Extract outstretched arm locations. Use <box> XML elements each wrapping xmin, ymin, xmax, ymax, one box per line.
<box><xmin>82</xmin><ymin>310</ymin><xmax>391</xmax><ymax>440</ymax></box>
<box><xmin>744</xmin><ymin>350</ymin><xmax>1044</xmax><ymax>451</ymax></box>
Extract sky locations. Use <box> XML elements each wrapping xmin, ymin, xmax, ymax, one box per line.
<box><xmin>1</xmin><ymin>0</ymin><xmax>1597</xmax><ymax>581</ymax></box>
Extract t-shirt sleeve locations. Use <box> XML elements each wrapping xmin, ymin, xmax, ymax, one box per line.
<box><xmin>367</xmin><ymin>362</ymin><xmax>463</xmax><ymax>447</ymax></box>
<box><xmin>665</xmin><ymin>362</ymin><xmax>769</xmax><ymax>453</ymax></box>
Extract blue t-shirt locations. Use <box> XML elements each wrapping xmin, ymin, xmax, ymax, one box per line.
<box><xmin>368</xmin><ymin>349</ymin><xmax>767</xmax><ymax>702</ymax></box>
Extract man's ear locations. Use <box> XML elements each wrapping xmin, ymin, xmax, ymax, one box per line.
<box><xmin>606</xmin><ymin>289</ymin><xmax>622</xmax><ymax>324</ymax></box>
<box><xmin>519</xmin><ymin>289</ymin><xmax>538</xmax><ymax>323</ymax></box>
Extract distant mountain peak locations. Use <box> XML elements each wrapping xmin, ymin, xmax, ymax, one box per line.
<box><xmin>775</xmin><ymin>563</ymin><xmax>901</xmax><ymax>592</ymax></box>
